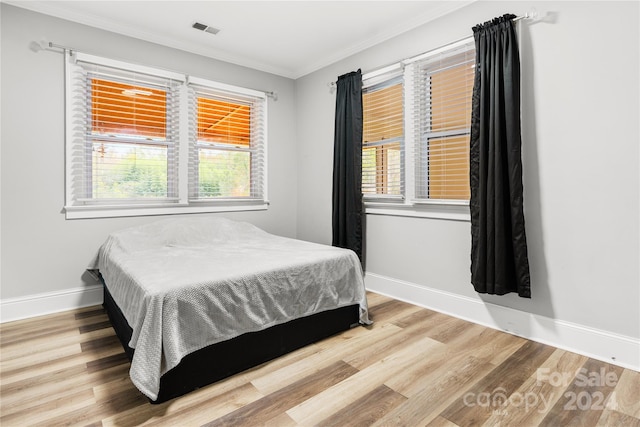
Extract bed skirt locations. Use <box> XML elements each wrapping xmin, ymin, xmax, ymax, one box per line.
<box><xmin>102</xmin><ymin>284</ymin><xmax>360</xmax><ymax>403</ymax></box>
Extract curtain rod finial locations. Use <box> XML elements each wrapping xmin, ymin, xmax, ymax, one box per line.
<box><xmin>525</xmin><ymin>7</ymin><xmax>538</xmax><ymax>20</ymax></box>
<box><xmin>266</xmin><ymin>91</ymin><xmax>278</xmax><ymax>101</ymax></box>
<box><xmin>29</xmin><ymin>38</ymin><xmax>49</xmax><ymax>53</ymax></box>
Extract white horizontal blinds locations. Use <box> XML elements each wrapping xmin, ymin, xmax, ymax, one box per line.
<box><xmin>69</xmin><ymin>55</ymin><xmax>181</xmax><ymax>204</ymax></box>
<box><xmin>188</xmin><ymin>83</ymin><xmax>266</xmax><ymax>201</ymax></box>
<box><xmin>413</xmin><ymin>40</ymin><xmax>475</xmax><ymax>201</ymax></box>
<box><xmin>66</xmin><ymin>59</ymin><xmax>90</xmax><ymax>205</ymax></box>
<box><xmin>362</xmin><ymin>72</ymin><xmax>404</xmax><ymax>198</ymax></box>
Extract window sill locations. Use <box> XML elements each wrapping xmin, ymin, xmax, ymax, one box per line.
<box><xmin>365</xmin><ymin>201</ymin><xmax>470</xmax><ymax>221</ymax></box>
<box><xmin>64</xmin><ymin>201</ymin><xmax>269</xmax><ymax>220</ymax></box>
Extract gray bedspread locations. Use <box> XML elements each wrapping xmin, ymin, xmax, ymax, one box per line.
<box><xmin>89</xmin><ymin>217</ymin><xmax>370</xmax><ymax>400</ymax></box>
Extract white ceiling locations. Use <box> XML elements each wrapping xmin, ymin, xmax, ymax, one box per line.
<box><xmin>6</xmin><ymin>0</ymin><xmax>474</xmax><ymax>79</ymax></box>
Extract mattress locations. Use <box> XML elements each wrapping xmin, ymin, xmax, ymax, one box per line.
<box><xmin>89</xmin><ymin>216</ymin><xmax>370</xmax><ymax>401</ymax></box>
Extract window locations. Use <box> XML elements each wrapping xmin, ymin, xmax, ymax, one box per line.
<box><xmin>65</xmin><ymin>53</ymin><xmax>267</xmax><ymax>219</ymax></box>
<box><xmin>362</xmin><ymin>70</ymin><xmax>404</xmax><ymax>199</ymax></box>
<box><xmin>86</xmin><ymin>71</ymin><xmax>180</xmax><ymax>202</ymax></box>
<box><xmin>189</xmin><ymin>79</ymin><xmax>266</xmax><ymax>201</ymax></box>
<box><xmin>413</xmin><ymin>42</ymin><xmax>475</xmax><ymax>201</ymax></box>
<box><xmin>362</xmin><ymin>38</ymin><xmax>475</xmax><ymax>220</ymax></box>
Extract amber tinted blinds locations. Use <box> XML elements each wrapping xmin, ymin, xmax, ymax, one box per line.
<box><xmin>188</xmin><ymin>82</ymin><xmax>266</xmax><ymax>201</ymax></box>
<box><xmin>412</xmin><ymin>40</ymin><xmax>475</xmax><ymax>201</ymax></box>
<box><xmin>68</xmin><ymin>55</ymin><xmax>182</xmax><ymax>204</ymax></box>
<box><xmin>362</xmin><ymin>72</ymin><xmax>404</xmax><ymax>198</ymax></box>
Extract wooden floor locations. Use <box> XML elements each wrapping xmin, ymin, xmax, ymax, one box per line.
<box><xmin>1</xmin><ymin>292</ymin><xmax>639</xmax><ymax>427</ymax></box>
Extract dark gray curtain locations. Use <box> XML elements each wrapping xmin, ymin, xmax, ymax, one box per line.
<box><xmin>332</xmin><ymin>70</ymin><xmax>364</xmax><ymax>262</ymax></box>
<box><xmin>470</xmin><ymin>14</ymin><xmax>531</xmax><ymax>298</ymax></box>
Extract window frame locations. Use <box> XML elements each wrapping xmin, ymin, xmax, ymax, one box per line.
<box><xmin>64</xmin><ymin>53</ymin><xmax>268</xmax><ymax>219</ymax></box>
<box><xmin>188</xmin><ymin>77</ymin><xmax>267</xmax><ymax>204</ymax></box>
<box><xmin>362</xmin><ymin>37</ymin><xmax>475</xmax><ymax>221</ymax></box>
<box><xmin>362</xmin><ymin>70</ymin><xmax>405</xmax><ymax>201</ymax></box>
<box><xmin>85</xmin><ymin>75</ymin><xmax>179</xmax><ymax>203</ymax></box>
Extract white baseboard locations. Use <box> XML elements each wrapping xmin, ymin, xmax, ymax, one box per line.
<box><xmin>3</xmin><ymin>276</ymin><xmax>638</xmax><ymax>373</ymax></box>
<box><xmin>365</xmin><ymin>272</ymin><xmax>640</xmax><ymax>372</ymax></box>
<box><xmin>0</xmin><ymin>285</ymin><xmax>103</xmax><ymax>323</ymax></box>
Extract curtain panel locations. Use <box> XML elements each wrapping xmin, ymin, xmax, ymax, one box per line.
<box><xmin>470</xmin><ymin>14</ymin><xmax>531</xmax><ymax>298</ymax></box>
<box><xmin>332</xmin><ymin>70</ymin><xmax>364</xmax><ymax>262</ymax></box>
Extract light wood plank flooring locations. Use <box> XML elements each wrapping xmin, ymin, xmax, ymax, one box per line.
<box><xmin>1</xmin><ymin>292</ymin><xmax>638</xmax><ymax>426</ymax></box>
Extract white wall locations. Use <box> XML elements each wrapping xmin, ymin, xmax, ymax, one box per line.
<box><xmin>295</xmin><ymin>0</ymin><xmax>640</xmax><ymax>346</ymax></box>
<box><xmin>0</xmin><ymin>5</ymin><xmax>297</xmax><ymax>300</ymax></box>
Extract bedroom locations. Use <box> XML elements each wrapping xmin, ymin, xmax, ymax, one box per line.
<box><xmin>1</xmin><ymin>0</ymin><xmax>638</xmax><ymax>425</ymax></box>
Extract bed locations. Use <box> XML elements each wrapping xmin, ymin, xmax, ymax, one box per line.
<box><xmin>89</xmin><ymin>216</ymin><xmax>370</xmax><ymax>403</ymax></box>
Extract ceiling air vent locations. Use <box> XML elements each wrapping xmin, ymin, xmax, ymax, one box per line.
<box><xmin>192</xmin><ymin>22</ymin><xmax>220</xmax><ymax>35</ymax></box>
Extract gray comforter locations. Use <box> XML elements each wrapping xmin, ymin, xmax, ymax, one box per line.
<box><xmin>89</xmin><ymin>216</ymin><xmax>370</xmax><ymax>400</ymax></box>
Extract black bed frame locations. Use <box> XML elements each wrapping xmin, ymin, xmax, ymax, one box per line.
<box><xmin>102</xmin><ymin>284</ymin><xmax>360</xmax><ymax>403</ymax></box>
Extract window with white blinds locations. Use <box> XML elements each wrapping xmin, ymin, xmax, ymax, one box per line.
<box><xmin>66</xmin><ymin>54</ymin><xmax>183</xmax><ymax>206</ymax></box>
<box><xmin>411</xmin><ymin>40</ymin><xmax>475</xmax><ymax>201</ymax></box>
<box><xmin>65</xmin><ymin>53</ymin><xmax>268</xmax><ymax>218</ymax></box>
<box><xmin>362</xmin><ymin>72</ymin><xmax>404</xmax><ymax>199</ymax></box>
<box><xmin>359</xmin><ymin>39</ymin><xmax>475</xmax><ymax>218</ymax></box>
<box><xmin>188</xmin><ymin>80</ymin><xmax>266</xmax><ymax>201</ymax></box>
